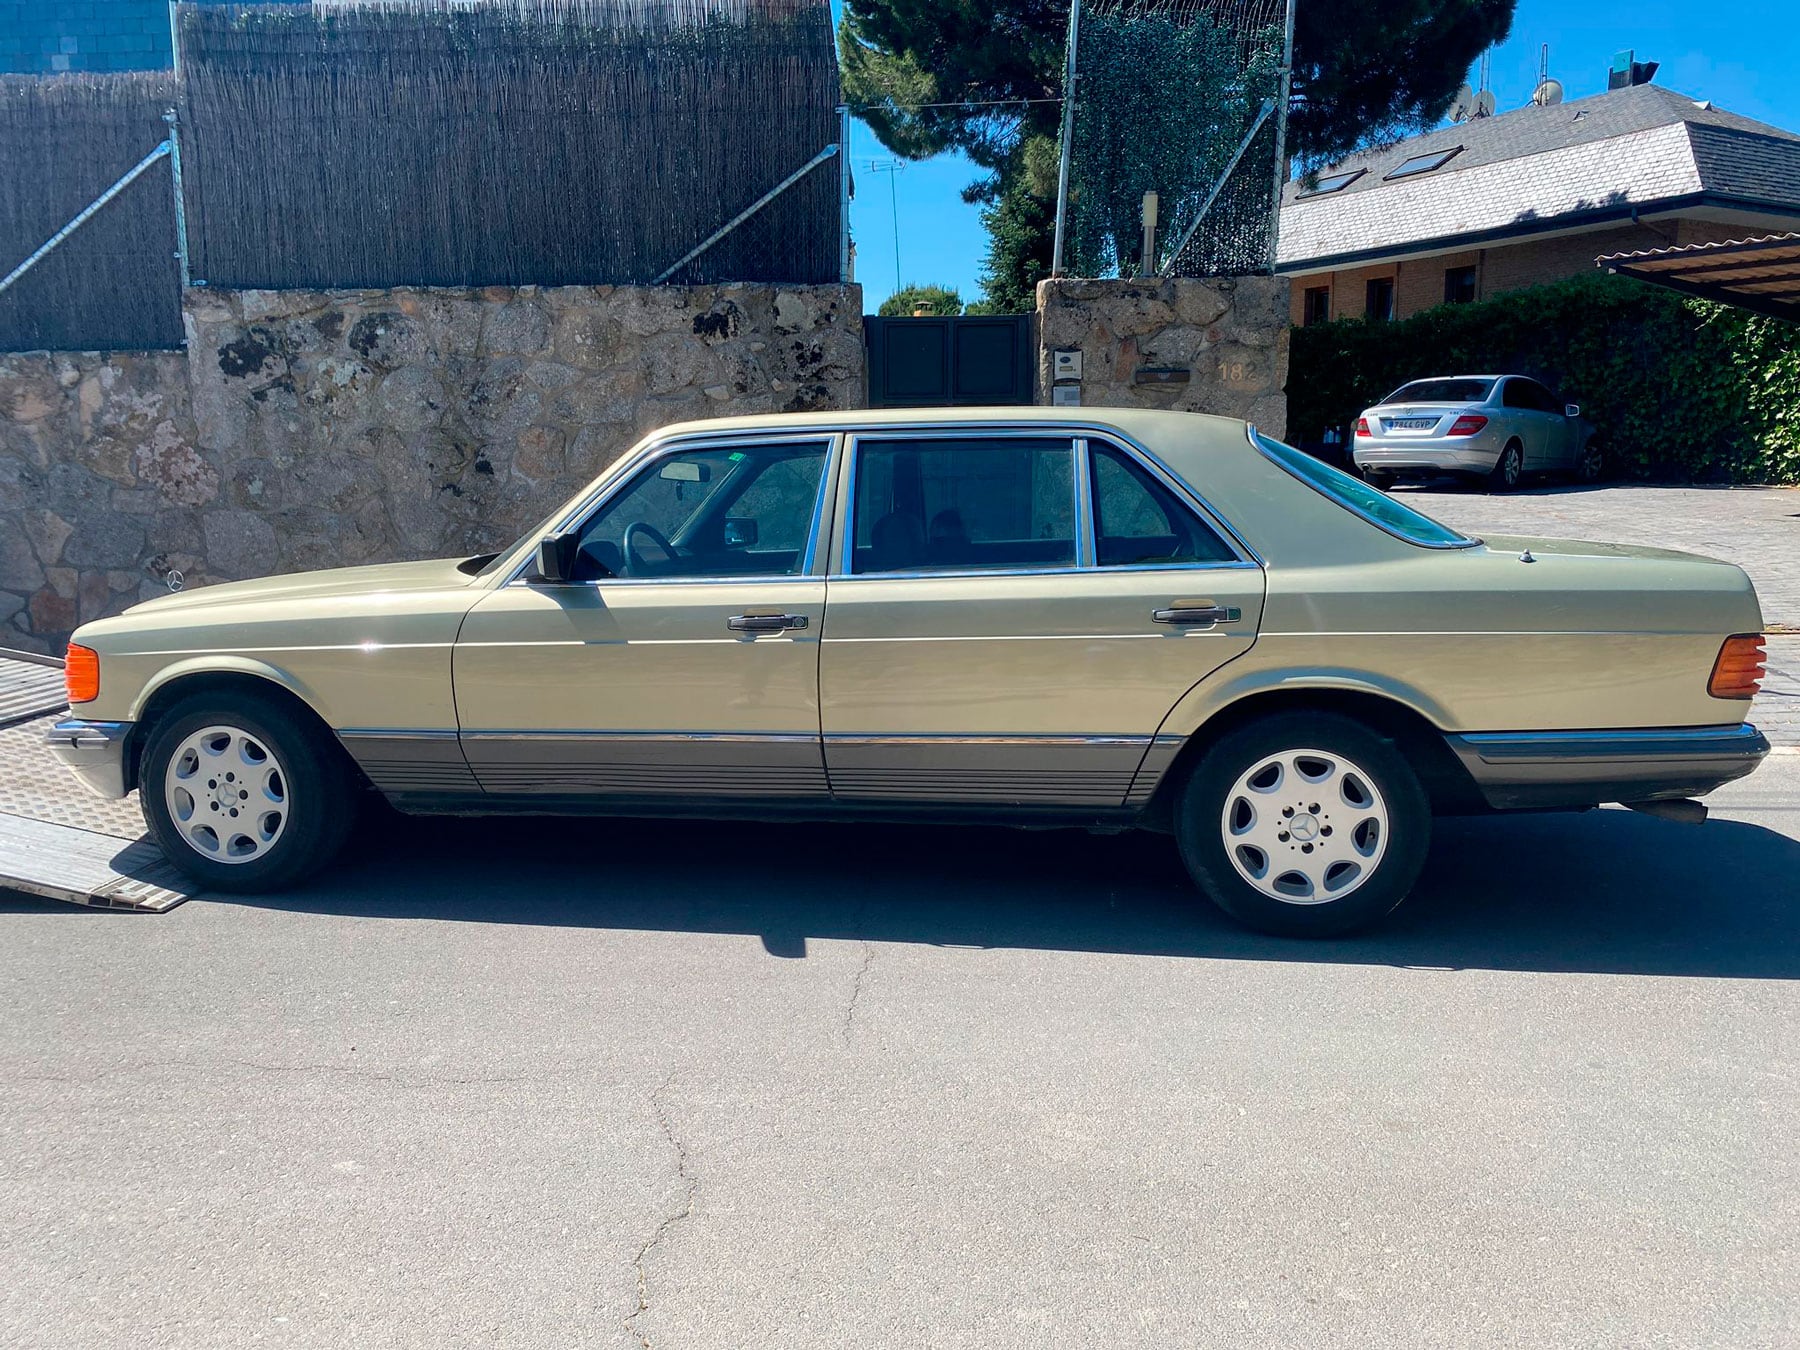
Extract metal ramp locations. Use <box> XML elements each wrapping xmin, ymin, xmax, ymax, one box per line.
<box><xmin>0</xmin><ymin>650</ymin><xmax>195</xmax><ymax>912</ymax></box>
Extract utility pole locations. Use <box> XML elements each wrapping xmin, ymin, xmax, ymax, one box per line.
<box><xmin>864</xmin><ymin>159</ymin><xmax>906</xmax><ymax>296</ymax></box>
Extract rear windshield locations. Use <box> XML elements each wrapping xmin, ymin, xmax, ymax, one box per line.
<box><xmin>1251</xmin><ymin>431</ymin><xmax>1476</xmax><ymax>549</ymax></box>
<box><xmin>1383</xmin><ymin>378</ymin><xmax>1494</xmax><ymax>404</ymax></box>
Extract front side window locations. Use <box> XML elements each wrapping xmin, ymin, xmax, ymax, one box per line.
<box><xmin>1252</xmin><ymin>431</ymin><xmax>1475</xmax><ymax>549</ymax></box>
<box><xmin>1091</xmin><ymin>445</ymin><xmax>1236</xmax><ymax>566</ymax></box>
<box><xmin>849</xmin><ymin>437</ymin><xmax>1075</xmax><ymax>574</ymax></box>
<box><xmin>570</xmin><ymin>440</ymin><xmax>828</xmax><ymax>580</ymax></box>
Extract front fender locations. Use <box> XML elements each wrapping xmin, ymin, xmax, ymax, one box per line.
<box><xmin>130</xmin><ymin>654</ymin><xmax>332</xmax><ymax>724</ymax></box>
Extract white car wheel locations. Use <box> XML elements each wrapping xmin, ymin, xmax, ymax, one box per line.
<box><xmin>164</xmin><ymin>724</ymin><xmax>291</xmax><ymax>863</ymax></box>
<box><xmin>1220</xmin><ymin>748</ymin><xmax>1390</xmax><ymax>905</ymax></box>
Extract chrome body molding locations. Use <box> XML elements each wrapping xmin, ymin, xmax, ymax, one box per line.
<box><xmin>1125</xmin><ymin>734</ymin><xmax>1187</xmax><ymax>808</ymax></box>
<box><xmin>44</xmin><ymin>719</ymin><xmax>134</xmax><ymax>799</ymax></box>
<box><xmin>820</xmin><ymin>732</ymin><xmax>1159</xmax><ymax>806</ymax></box>
<box><xmin>458</xmin><ymin>729</ymin><xmax>828</xmax><ymax>798</ymax></box>
<box><xmin>1445</xmin><ymin>722</ymin><xmax>1769</xmax><ymax>810</ymax></box>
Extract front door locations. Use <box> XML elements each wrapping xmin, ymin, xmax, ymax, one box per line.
<box><xmin>818</xmin><ymin>431</ymin><xmax>1265</xmax><ymax>809</ymax></box>
<box><xmin>454</xmin><ymin>435</ymin><xmax>837</xmax><ymax>802</ymax></box>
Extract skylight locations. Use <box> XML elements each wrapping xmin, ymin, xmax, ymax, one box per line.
<box><xmin>1385</xmin><ymin>146</ymin><xmax>1463</xmax><ymax>180</ymax></box>
<box><xmin>1298</xmin><ymin>169</ymin><xmax>1365</xmax><ymax>197</ymax></box>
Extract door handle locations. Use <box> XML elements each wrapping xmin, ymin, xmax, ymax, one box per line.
<box><xmin>1152</xmin><ymin>604</ymin><xmax>1240</xmax><ymax>627</ymax></box>
<box><xmin>727</xmin><ymin>613</ymin><xmax>809</xmax><ymax>633</ymax></box>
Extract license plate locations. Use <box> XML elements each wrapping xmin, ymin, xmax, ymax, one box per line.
<box><xmin>1389</xmin><ymin>417</ymin><xmax>1437</xmax><ymax>430</ymax></box>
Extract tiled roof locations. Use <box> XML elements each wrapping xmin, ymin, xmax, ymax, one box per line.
<box><xmin>1277</xmin><ymin>83</ymin><xmax>1800</xmax><ymax>270</ymax></box>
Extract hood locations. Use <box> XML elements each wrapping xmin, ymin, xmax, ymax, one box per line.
<box><xmin>126</xmin><ymin>556</ymin><xmax>482</xmax><ymax>617</ymax></box>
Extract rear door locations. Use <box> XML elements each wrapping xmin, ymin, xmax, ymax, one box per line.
<box><xmin>817</xmin><ymin>428</ymin><xmax>1264</xmax><ymax>809</ymax></box>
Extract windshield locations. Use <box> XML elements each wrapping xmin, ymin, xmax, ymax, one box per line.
<box><xmin>1251</xmin><ymin>430</ymin><xmax>1476</xmax><ymax>549</ymax></box>
<box><xmin>1382</xmin><ymin>378</ymin><xmax>1494</xmax><ymax>404</ymax></box>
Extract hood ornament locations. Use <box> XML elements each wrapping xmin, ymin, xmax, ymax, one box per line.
<box><xmin>1518</xmin><ymin>549</ymin><xmax>1536</xmax><ymax>564</ymax></box>
<box><xmin>166</xmin><ymin>569</ymin><xmax>185</xmax><ymax>593</ymax></box>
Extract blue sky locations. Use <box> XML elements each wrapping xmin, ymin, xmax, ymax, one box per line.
<box><xmin>845</xmin><ymin>0</ymin><xmax>1800</xmax><ymax>313</ymax></box>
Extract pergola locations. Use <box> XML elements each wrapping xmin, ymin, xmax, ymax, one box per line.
<box><xmin>1599</xmin><ymin>233</ymin><xmax>1800</xmax><ymax>322</ymax></box>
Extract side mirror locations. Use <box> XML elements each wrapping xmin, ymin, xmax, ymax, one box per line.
<box><xmin>1565</xmin><ymin>403</ymin><xmax>1581</xmax><ymax>418</ymax></box>
<box><xmin>723</xmin><ymin>517</ymin><xmax>758</xmax><ymax>548</ymax></box>
<box><xmin>533</xmin><ymin>531</ymin><xmax>579</xmax><ymax>584</ymax></box>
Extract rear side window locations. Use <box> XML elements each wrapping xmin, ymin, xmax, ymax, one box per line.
<box><xmin>850</xmin><ymin>438</ymin><xmax>1076</xmax><ymax>574</ymax></box>
<box><xmin>1252</xmin><ymin>431</ymin><xmax>1475</xmax><ymax>549</ymax></box>
<box><xmin>1090</xmin><ymin>445</ymin><xmax>1237</xmax><ymax>566</ymax></box>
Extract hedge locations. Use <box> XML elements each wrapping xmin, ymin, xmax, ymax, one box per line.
<box><xmin>1286</xmin><ymin>272</ymin><xmax>1800</xmax><ymax>484</ymax></box>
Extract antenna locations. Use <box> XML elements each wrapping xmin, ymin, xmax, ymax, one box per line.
<box><xmin>1449</xmin><ymin>82</ymin><xmax>1476</xmax><ymax>123</ymax></box>
<box><xmin>864</xmin><ymin>159</ymin><xmax>906</xmax><ymax>296</ymax></box>
<box><xmin>1531</xmin><ymin>42</ymin><xmax>1564</xmax><ymax>107</ymax></box>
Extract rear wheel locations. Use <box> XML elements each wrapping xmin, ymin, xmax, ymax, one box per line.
<box><xmin>140</xmin><ymin>691</ymin><xmax>357</xmax><ymax>892</ymax></box>
<box><xmin>1174</xmin><ymin>713</ymin><xmax>1431</xmax><ymax>937</ymax></box>
<box><xmin>1359</xmin><ymin>467</ymin><xmax>1394</xmax><ymax>491</ymax></box>
<box><xmin>1488</xmin><ymin>440</ymin><xmax>1524</xmax><ymax>492</ymax></box>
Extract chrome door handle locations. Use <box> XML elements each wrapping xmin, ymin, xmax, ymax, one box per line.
<box><xmin>727</xmin><ymin>613</ymin><xmax>809</xmax><ymax>633</ymax></box>
<box><xmin>1152</xmin><ymin>604</ymin><xmax>1239</xmax><ymax>627</ymax></box>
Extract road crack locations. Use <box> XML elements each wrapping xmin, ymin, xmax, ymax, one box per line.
<box><xmin>626</xmin><ymin>1079</ymin><xmax>696</xmax><ymax>1349</ymax></box>
<box><xmin>842</xmin><ymin>941</ymin><xmax>875</xmax><ymax>1046</ymax></box>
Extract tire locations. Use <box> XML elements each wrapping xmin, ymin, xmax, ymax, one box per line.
<box><xmin>1575</xmin><ymin>439</ymin><xmax>1605</xmax><ymax>484</ymax></box>
<box><xmin>140</xmin><ymin>691</ymin><xmax>357</xmax><ymax>893</ymax></box>
<box><xmin>1359</xmin><ymin>467</ymin><xmax>1394</xmax><ymax>491</ymax></box>
<box><xmin>1174</xmin><ymin>712</ymin><xmax>1431</xmax><ymax>937</ymax></box>
<box><xmin>1487</xmin><ymin>440</ymin><xmax>1524</xmax><ymax>492</ymax></box>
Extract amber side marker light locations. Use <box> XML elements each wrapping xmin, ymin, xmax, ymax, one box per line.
<box><xmin>64</xmin><ymin>643</ymin><xmax>100</xmax><ymax>704</ymax></box>
<box><xmin>1709</xmin><ymin>634</ymin><xmax>1766</xmax><ymax>700</ymax></box>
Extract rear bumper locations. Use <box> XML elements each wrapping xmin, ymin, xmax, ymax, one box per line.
<box><xmin>1445</xmin><ymin>723</ymin><xmax>1769</xmax><ymax>810</ymax></box>
<box><xmin>1353</xmin><ymin>442</ymin><xmax>1501</xmax><ymax>474</ymax></box>
<box><xmin>45</xmin><ymin>719</ymin><xmax>134</xmax><ymax>799</ymax></box>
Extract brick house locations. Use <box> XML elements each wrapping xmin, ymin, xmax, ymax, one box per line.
<box><xmin>1277</xmin><ymin>81</ymin><xmax>1800</xmax><ymax>326</ymax></box>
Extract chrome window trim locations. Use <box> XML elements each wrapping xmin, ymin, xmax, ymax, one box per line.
<box><xmin>500</xmin><ymin>429</ymin><xmax>839</xmax><ymax>587</ymax></box>
<box><xmin>1247</xmin><ymin>424</ymin><xmax>1480</xmax><ymax>552</ymax></box>
<box><xmin>1072</xmin><ymin>436</ymin><xmax>1096</xmax><ymax>568</ymax></box>
<box><xmin>832</xmin><ymin>422</ymin><xmax>1261</xmax><ymax>578</ymax></box>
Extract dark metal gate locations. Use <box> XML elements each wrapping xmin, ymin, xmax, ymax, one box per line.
<box><xmin>863</xmin><ymin>313</ymin><xmax>1036</xmax><ymax>407</ymax></box>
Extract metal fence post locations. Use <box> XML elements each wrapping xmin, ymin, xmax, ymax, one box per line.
<box><xmin>838</xmin><ymin>103</ymin><xmax>852</xmax><ymax>284</ymax></box>
<box><xmin>1049</xmin><ymin>0</ymin><xmax>1081</xmax><ymax>278</ymax></box>
<box><xmin>163</xmin><ymin>108</ymin><xmax>192</xmax><ymax>291</ymax></box>
<box><xmin>1266</xmin><ymin>0</ymin><xmax>1298</xmax><ymax>272</ymax></box>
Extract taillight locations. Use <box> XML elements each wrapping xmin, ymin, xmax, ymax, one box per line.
<box><xmin>65</xmin><ymin>643</ymin><xmax>100</xmax><ymax>703</ymax></box>
<box><xmin>1446</xmin><ymin>414</ymin><xmax>1488</xmax><ymax>436</ymax></box>
<box><xmin>1354</xmin><ymin>417</ymin><xmax>1371</xmax><ymax>437</ymax></box>
<box><xmin>1709</xmin><ymin>634</ymin><xmax>1766</xmax><ymax>699</ymax></box>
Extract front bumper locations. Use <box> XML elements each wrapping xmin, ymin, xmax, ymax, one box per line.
<box><xmin>44</xmin><ymin>719</ymin><xmax>134</xmax><ymax>799</ymax></box>
<box><xmin>1353</xmin><ymin>441</ymin><xmax>1500</xmax><ymax>475</ymax></box>
<box><xmin>1445</xmin><ymin>723</ymin><xmax>1769</xmax><ymax>811</ymax></box>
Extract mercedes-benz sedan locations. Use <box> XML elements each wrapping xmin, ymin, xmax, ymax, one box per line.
<box><xmin>1353</xmin><ymin>375</ymin><xmax>1602</xmax><ymax>491</ymax></box>
<box><xmin>49</xmin><ymin>408</ymin><xmax>1767</xmax><ymax>936</ymax></box>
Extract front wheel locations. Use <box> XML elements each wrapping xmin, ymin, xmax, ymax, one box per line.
<box><xmin>1575</xmin><ymin>439</ymin><xmax>1604</xmax><ymax>484</ymax></box>
<box><xmin>1174</xmin><ymin>713</ymin><xmax>1431</xmax><ymax>937</ymax></box>
<box><xmin>140</xmin><ymin>692</ymin><xmax>356</xmax><ymax>892</ymax></box>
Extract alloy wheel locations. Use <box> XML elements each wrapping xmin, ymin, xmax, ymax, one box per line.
<box><xmin>163</xmin><ymin>724</ymin><xmax>290</xmax><ymax>863</ymax></box>
<box><xmin>1219</xmin><ymin>748</ymin><xmax>1390</xmax><ymax>905</ymax></box>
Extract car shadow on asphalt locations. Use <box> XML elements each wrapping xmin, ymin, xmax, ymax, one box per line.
<box><xmin>92</xmin><ymin>802</ymin><xmax>1795</xmax><ymax>980</ymax></box>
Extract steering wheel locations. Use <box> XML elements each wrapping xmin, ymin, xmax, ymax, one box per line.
<box><xmin>621</xmin><ymin>520</ymin><xmax>677</xmax><ymax>575</ymax></box>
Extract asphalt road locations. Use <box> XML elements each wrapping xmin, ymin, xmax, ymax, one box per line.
<box><xmin>4</xmin><ymin>755</ymin><xmax>1797</xmax><ymax>1348</ymax></box>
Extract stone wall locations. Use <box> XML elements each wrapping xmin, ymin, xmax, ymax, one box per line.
<box><xmin>1</xmin><ymin>282</ymin><xmax>863</xmax><ymax>652</ymax></box>
<box><xmin>1036</xmin><ymin>277</ymin><xmax>1288</xmax><ymax>436</ymax></box>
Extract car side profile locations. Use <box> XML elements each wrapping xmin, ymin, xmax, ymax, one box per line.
<box><xmin>1352</xmin><ymin>375</ymin><xmax>1603</xmax><ymax>491</ymax></box>
<box><xmin>49</xmin><ymin>408</ymin><xmax>1768</xmax><ymax>935</ymax></box>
